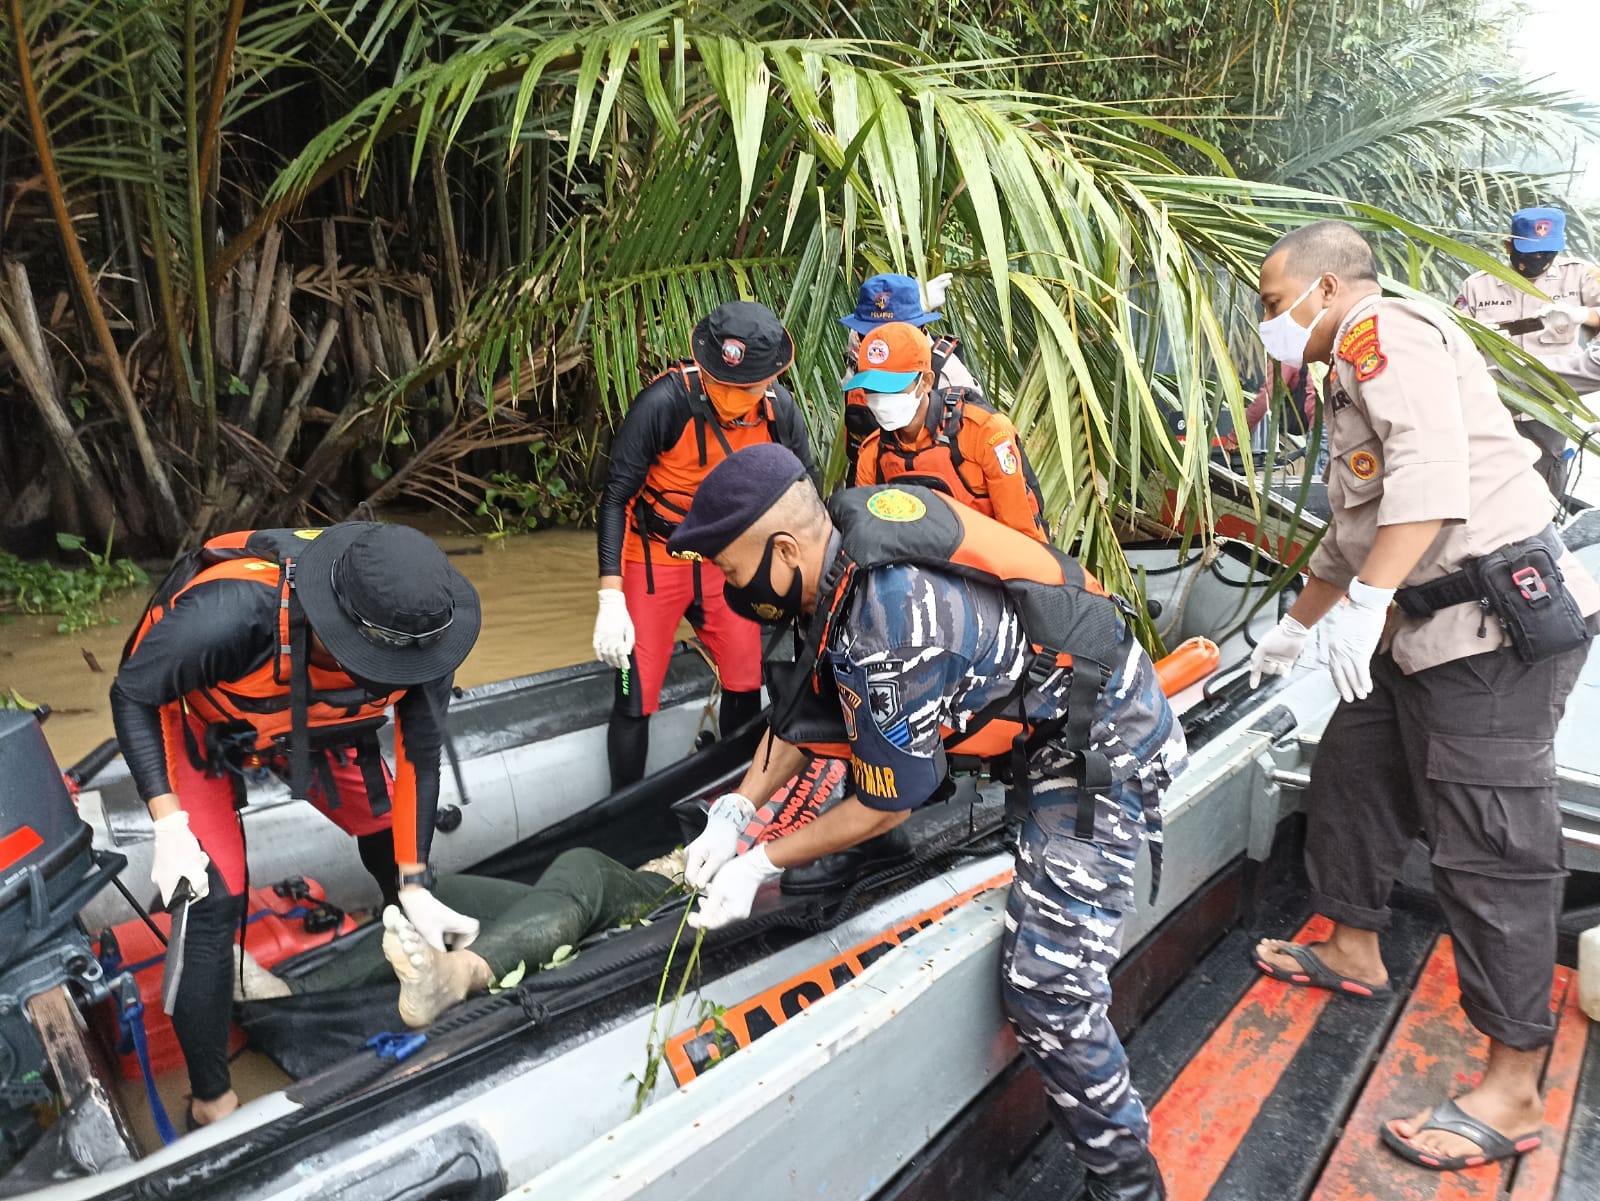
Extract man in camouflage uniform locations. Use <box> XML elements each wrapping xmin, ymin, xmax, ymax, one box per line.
<box><xmin>665</xmin><ymin>443</ymin><xmax>1187</xmax><ymax>1201</ymax></box>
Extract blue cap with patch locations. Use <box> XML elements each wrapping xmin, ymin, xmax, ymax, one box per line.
<box><xmin>1510</xmin><ymin>207</ymin><xmax>1565</xmax><ymax>252</ymax></box>
<box><xmin>839</xmin><ymin>273</ymin><xmax>940</xmax><ymax>334</ymax></box>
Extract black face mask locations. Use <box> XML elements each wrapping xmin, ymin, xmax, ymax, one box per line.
<box><xmin>723</xmin><ymin>533</ymin><xmax>804</xmax><ymax>625</ymax></box>
<box><xmin>1511</xmin><ymin>249</ymin><xmax>1557</xmax><ymax>279</ymax></box>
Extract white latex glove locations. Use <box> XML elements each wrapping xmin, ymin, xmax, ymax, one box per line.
<box><xmin>1538</xmin><ymin>303</ymin><xmax>1588</xmax><ymax>339</ymax></box>
<box><xmin>685</xmin><ymin>792</ymin><xmax>756</xmax><ymax>888</ymax></box>
<box><xmin>920</xmin><ymin>272</ymin><xmax>953</xmax><ymax>311</ymax></box>
<box><xmin>592</xmin><ymin>588</ymin><xmax>635</xmax><ymax>670</ymax></box>
<box><xmin>1248</xmin><ymin>615</ymin><xmax>1310</xmax><ymax>688</ymax></box>
<box><xmin>687</xmin><ymin>844</ymin><xmax>783</xmax><ymax>930</ymax></box>
<box><xmin>151</xmin><ymin>811</ymin><xmax>211</xmax><ymax>907</ymax></box>
<box><xmin>398</xmin><ymin>886</ymin><xmax>480</xmax><ymax>952</ymax></box>
<box><xmin>1327</xmin><ymin>578</ymin><xmax>1395</xmax><ymax>703</ymax></box>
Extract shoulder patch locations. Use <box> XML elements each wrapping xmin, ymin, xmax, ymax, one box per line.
<box><xmin>1330</xmin><ymin>386</ymin><xmax>1353</xmax><ymax>412</ymax></box>
<box><xmin>1453</xmin><ymin>294</ymin><xmax>1468</xmax><ymax>312</ymax></box>
<box><xmin>1337</xmin><ymin>315</ymin><xmax>1388</xmax><ymax>382</ymax></box>
<box><xmin>993</xmin><ymin>438</ymin><xmax>1019</xmax><ymax>476</ymax></box>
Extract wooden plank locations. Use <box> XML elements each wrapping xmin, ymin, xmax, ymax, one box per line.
<box><xmin>1508</xmin><ymin>971</ymin><xmax>1589</xmax><ymax>1201</ymax></box>
<box><xmin>1146</xmin><ymin>916</ymin><xmax>1336</xmax><ymax>1201</ymax></box>
<box><xmin>1308</xmin><ymin>939</ymin><xmax>1571</xmax><ymax>1201</ymax></box>
<box><xmin>26</xmin><ymin>984</ymin><xmax>98</xmax><ymax>1104</ymax></box>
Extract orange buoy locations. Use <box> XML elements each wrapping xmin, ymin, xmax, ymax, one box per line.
<box><xmin>1154</xmin><ymin>636</ymin><xmax>1221</xmax><ymax>697</ymax></box>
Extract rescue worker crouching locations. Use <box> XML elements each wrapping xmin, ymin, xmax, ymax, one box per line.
<box><xmin>667</xmin><ymin>444</ymin><xmax>1187</xmax><ymax>1201</ymax></box>
<box><xmin>1250</xmin><ymin>220</ymin><xmax>1600</xmax><ymax>1174</ymax></box>
<box><xmin>838</xmin><ymin>272</ymin><xmax>980</xmax><ymax>479</ymax></box>
<box><xmin>109</xmin><ymin>523</ymin><xmax>481</xmax><ymax>1128</ymax></box>
<box><xmin>592</xmin><ymin>301</ymin><xmax>816</xmax><ymax>791</ymax></box>
<box><xmin>849</xmin><ymin>321</ymin><xmax>1048</xmax><ymax>541</ymax></box>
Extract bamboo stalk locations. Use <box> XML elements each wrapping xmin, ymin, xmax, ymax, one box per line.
<box><xmin>237</xmin><ymin>225</ymin><xmax>281</xmax><ymax>384</ymax></box>
<box><xmin>7</xmin><ymin>0</ymin><xmax>181</xmax><ymax>543</ymax></box>
<box><xmin>431</xmin><ymin>146</ymin><xmax>468</xmax><ymax>327</ymax></box>
<box><xmin>271</xmin><ymin>317</ymin><xmax>340</xmax><ymax>465</ymax></box>
<box><xmin>0</xmin><ymin>266</ymin><xmax>117</xmax><ymax>540</ymax></box>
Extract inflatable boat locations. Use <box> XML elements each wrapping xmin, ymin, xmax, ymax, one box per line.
<box><xmin>4</xmin><ymin>532</ymin><xmax>1597</xmax><ymax>1201</ymax></box>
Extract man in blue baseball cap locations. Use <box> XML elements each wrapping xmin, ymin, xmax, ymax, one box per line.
<box><xmin>837</xmin><ymin>272</ymin><xmax>980</xmax><ymax>480</ymax></box>
<box><xmin>1455</xmin><ymin>206</ymin><xmax>1600</xmax><ymax>495</ymax></box>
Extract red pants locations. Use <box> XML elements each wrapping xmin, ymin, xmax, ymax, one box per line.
<box><xmin>162</xmin><ymin>707</ymin><xmax>393</xmax><ymax>896</ymax></box>
<box><xmin>618</xmin><ymin>558</ymin><xmax>762</xmax><ymax>716</ymax></box>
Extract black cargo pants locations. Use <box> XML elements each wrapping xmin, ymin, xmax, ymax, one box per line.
<box><xmin>1304</xmin><ymin>628</ymin><xmax>1591</xmax><ymax>1049</ymax></box>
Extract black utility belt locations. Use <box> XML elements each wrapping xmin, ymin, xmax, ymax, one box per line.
<box><xmin>1394</xmin><ymin>526</ymin><xmax>1591</xmax><ymax>664</ymax></box>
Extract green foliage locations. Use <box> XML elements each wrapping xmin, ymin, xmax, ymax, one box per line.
<box><xmin>0</xmin><ymin>532</ymin><xmax>149</xmax><ymax>634</ymax></box>
<box><xmin>476</xmin><ymin>436</ymin><xmax>596</xmax><ymax>536</ymax></box>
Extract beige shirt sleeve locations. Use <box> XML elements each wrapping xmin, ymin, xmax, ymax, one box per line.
<box><xmin>1344</xmin><ymin>309</ymin><xmax>1471</xmax><ymax>527</ymax></box>
<box><xmin>1307</xmin><ymin>527</ymin><xmax>1357</xmax><ymax>591</ymax></box>
<box><xmin>1579</xmin><ymin>260</ymin><xmax>1600</xmax><ymax>309</ymax></box>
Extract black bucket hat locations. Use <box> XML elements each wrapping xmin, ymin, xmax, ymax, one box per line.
<box><xmin>292</xmin><ymin>523</ymin><xmax>481</xmax><ymax>686</ymax></box>
<box><xmin>690</xmin><ymin>301</ymin><xmax>795</xmax><ymax>386</ymax></box>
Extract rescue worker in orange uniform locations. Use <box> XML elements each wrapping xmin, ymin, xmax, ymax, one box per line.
<box><xmin>592</xmin><ymin>302</ymin><xmax>815</xmax><ymax>790</ymax></box>
<box><xmin>109</xmin><ymin>523</ymin><xmax>481</xmax><ymax>1128</ymax></box>
<box><xmin>838</xmin><ymin>272</ymin><xmax>979</xmax><ymax>479</ymax></box>
<box><xmin>666</xmin><ymin>444</ymin><xmax>1185</xmax><ymax>1201</ymax></box>
<box><xmin>850</xmin><ymin>321</ymin><xmax>1048</xmax><ymax>541</ymax></box>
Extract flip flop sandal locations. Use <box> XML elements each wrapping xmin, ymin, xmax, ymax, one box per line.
<box><xmin>1380</xmin><ymin>1097</ymin><xmax>1543</xmax><ymax>1171</ymax></box>
<box><xmin>1250</xmin><ymin>941</ymin><xmax>1393</xmax><ymax>999</ymax></box>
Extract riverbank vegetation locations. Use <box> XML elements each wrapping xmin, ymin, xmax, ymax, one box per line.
<box><xmin>1</xmin><ymin>0</ymin><xmax>1594</xmax><ymax>604</ymax></box>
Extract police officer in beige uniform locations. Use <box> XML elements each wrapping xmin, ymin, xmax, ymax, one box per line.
<box><xmin>1248</xmin><ymin>221</ymin><xmax>1599</xmax><ymax>1175</ymax></box>
<box><xmin>1456</xmin><ymin>207</ymin><xmax>1600</xmax><ymax>494</ymax></box>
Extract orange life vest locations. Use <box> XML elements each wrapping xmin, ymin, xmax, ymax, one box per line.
<box><xmin>126</xmin><ymin>528</ymin><xmax>403</xmax><ymax>794</ymax></box>
<box><xmin>842</xmin><ymin>334</ymin><xmax>963</xmax><ymax>474</ymax></box>
<box><xmin>767</xmin><ymin>486</ymin><xmax>1129</xmax><ymax>838</ymax></box>
<box><xmin>628</xmin><ymin>361</ymin><xmax>780</xmax><ymax>588</ymax></box>
<box><xmin>859</xmin><ymin>388</ymin><xmax>1045</xmax><ymax>534</ymax></box>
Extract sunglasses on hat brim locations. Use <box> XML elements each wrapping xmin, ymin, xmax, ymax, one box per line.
<box><xmin>331</xmin><ymin>565</ymin><xmax>454</xmax><ymax>650</ymax></box>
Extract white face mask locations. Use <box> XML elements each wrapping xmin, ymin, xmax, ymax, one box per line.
<box><xmin>866</xmin><ymin>390</ymin><xmax>922</xmax><ymax>431</ymax></box>
<box><xmin>1258</xmin><ymin>279</ymin><xmax>1328</xmax><ymax>369</ymax></box>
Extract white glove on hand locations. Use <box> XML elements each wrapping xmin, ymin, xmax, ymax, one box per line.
<box><xmin>685</xmin><ymin>792</ymin><xmax>756</xmax><ymax>888</ymax></box>
<box><xmin>688</xmin><ymin>844</ymin><xmax>783</xmax><ymax>930</ymax></box>
<box><xmin>151</xmin><ymin>811</ymin><xmax>211</xmax><ymax>907</ymax></box>
<box><xmin>1538</xmin><ymin>303</ymin><xmax>1588</xmax><ymax>339</ymax></box>
<box><xmin>920</xmin><ymin>272</ymin><xmax>953</xmax><ymax>311</ymax></box>
<box><xmin>1249</xmin><ymin>615</ymin><xmax>1310</xmax><ymax>688</ymax></box>
<box><xmin>398</xmin><ymin>886</ymin><xmax>480</xmax><ymax>952</ymax></box>
<box><xmin>1327</xmin><ymin>578</ymin><xmax>1395</xmax><ymax>703</ymax></box>
<box><xmin>592</xmin><ymin>588</ymin><xmax>635</xmax><ymax>670</ymax></box>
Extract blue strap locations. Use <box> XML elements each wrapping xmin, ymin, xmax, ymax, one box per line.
<box><xmin>365</xmin><ymin>1031</ymin><xmax>427</xmax><ymax>1062</ymax></box>
<box><xmin>116</xmin><ymin>988</ymin><xmax>178</xmax><ymax>1145</ymax></box>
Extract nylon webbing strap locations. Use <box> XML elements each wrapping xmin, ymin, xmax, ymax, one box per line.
<box><xmin>285</xmin><ymin>565</ymin><xmax>313</xmax><ymax>800</ymax></box>
<box><xmin>1063</xmin><ymin>665</ymin><xmax>1110</xmax><ymax>840</ymax></box>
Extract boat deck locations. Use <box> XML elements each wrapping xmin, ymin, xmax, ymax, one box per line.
<box><xmin>879</xmin><ymin>890</ymin><xmax>1596</xmax><ymax>1201</ymax></box>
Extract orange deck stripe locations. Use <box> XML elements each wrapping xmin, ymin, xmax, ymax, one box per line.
<box><xmin>1148</xmin><ymin>916</ymin><xmax>1335</xmax><ymax>1201</ymax></box>
<box><xmin>1309</xmin><ymin>938</ymin><xmax>1573</xmax><ymax>1201</ymax></box>
<box><xmin>1507</xmin><ymin>967</ymin><xmax>1586</xmax><ymax>1201</ymax></box>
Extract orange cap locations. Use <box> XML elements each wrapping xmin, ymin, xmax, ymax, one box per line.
<box><xmin>845</xmin><ymin>322</ymin><xmax>931</xmax><ymax>391</ymax></box>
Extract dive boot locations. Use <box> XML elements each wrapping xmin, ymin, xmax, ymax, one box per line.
<box><xmin>1078</xmin><ymin>1148</ymin><xmax>1166</xmax><ymax>1201</ymax></box>
<box><xmin>779</xmin><ymin>826</ymin><xmax>913</xmax><ymax>895</ymax></box>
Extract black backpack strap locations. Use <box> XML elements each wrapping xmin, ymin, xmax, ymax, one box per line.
<box><xmin>930</xmin><ymin>334</ymin><xmax>958</xmax><ymax>381</ymax></box>
<box><xmin>678</xmin><ymin>363</ymin><xmax>733</xmax><ymax>462</ymax></box>
<box><xmin>284</xmin><ymin>563</ymin><xmax>313</xmax><ymax>800</ymax></box>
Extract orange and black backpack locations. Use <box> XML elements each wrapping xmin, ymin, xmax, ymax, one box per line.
<box><xmin>768</xmin><ymin>485</ymin><xmax>1131</xmax><ymax>840</ymax></box>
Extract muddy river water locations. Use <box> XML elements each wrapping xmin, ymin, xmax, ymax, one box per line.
<box><xmin>1</xmin><ymin>524</ymin><xmax>604</xmax><ymax>770</ymax></box>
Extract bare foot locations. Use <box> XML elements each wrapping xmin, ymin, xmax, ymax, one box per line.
<box><xmin>1254</xmin><ymin>930</ymin><xmax>1388</xmax><ymax>990</ymax></box>
<box><xmin>1389</xmin><ymin>1086</ymin><xmax>1545</xmax><ymax>1160</ymax></box>
<box><xmin>190</xmin><ymin>1089</ymin><xmax>238</xmax><ymax>1127</ymax></box>
<box><xmin>381</xmin><ymin>905</ymin><xmax>490</xmax><ymax>1028</ymax></box>
<box><xmin>231</xmin><ymin>946</ymin><xmax>291</xmax><ymax>1001</ymax></box>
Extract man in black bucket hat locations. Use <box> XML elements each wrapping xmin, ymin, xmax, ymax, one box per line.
<box><xmin>110</xmin><ymin>522</ymin><xmax>480</xmax><ymax>1127</ymax></box>
<box><xmin>593</xmin><ymin>300</ymin><xmax>814</xmax><ymax>793</ymax></box>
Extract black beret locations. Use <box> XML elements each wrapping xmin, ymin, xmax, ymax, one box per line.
<box><xmin>667</xmin><ymin>444</ymin><xmax>809</xmax><ymax>560</ymax></box>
